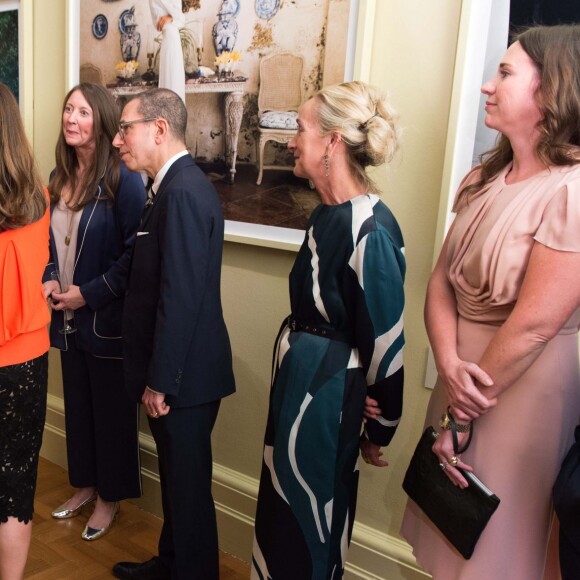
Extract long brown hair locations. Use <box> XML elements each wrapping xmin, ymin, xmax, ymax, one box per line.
<box><xmin>49</xmin><ymin>83</ymin><xmax>121</xmax><ymax>208</ymax></box>
<box><xmin>0</xmin><ymin>83</ymin><xmax>47</xmax><ymax>232</ymax></box>
<box><xmin>456</xmin><ymin>24</ymin><xmax>580</xmax><ymax>208</ymax></box>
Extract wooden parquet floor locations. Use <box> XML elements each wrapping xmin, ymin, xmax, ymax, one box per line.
<box><xmin>26</xmin><ymin>457</ymin><xmax>250</xmax><ymax>579</ymax></box>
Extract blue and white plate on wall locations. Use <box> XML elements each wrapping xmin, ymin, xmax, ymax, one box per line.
<box><xmin>92</xmin><ymin>14</ymin><xmax>108</xmax><ymax>40</ymax></box>
<box><xmin>219</xmin><ymin>0</ymin><xmax>241</xmax><ymax>17</ymax></box>
<box><xmin>255</xmin><ymin>0</ymin><xmax>281</xmax><ymax>20</ymax></box>
<box><xmin>118</xmin><ymin>8</ymin><xmax>137</xmax><ymax>34</ymax></box>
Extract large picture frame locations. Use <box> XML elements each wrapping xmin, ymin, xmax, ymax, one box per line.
<box><xmin>431</xmin><ymin>0</ymin><xmax>509</xmax><ymax>260</ymax></box>
<box><xmin>66</xmin><ymin>0</ymin><xmax>372</xmax><ymax>251</ymax></box>
<box><xmin>0</xmin><ymin>0</ymin><xmax>34</xmax><ymax>140</ymax></box>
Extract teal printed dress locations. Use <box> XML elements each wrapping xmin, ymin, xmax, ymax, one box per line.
<box><xmin>252</xmin><ymin>194</ymin><xmax>406</xmax><ymax>579</ymax></box>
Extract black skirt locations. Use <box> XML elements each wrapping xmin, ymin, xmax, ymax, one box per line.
<box><xmin>0</xmin><ymin>353</ymin><xmax>48</xmax><ymax>523</ymax></box>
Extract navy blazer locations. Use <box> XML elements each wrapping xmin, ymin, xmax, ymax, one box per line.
<box><xmin>122</xmin><ymin>154</ymin><xmax>236</xmax><ymax>408</ymax></box>
<box><xmin>44</xmin><ymin>164</ymin><xmax>147</xmax><ymax>357</ymax></box>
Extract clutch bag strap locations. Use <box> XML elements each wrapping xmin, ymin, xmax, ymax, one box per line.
<box><xmin>448</xmin><ymin>409</ymin><xmax>474</xmax><ymax>454</ymax></box>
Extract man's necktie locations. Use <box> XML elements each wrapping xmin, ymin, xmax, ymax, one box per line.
<box><xmin>145</xmin><ymin>177</ymin><xmax>155</xmax><ymax>207</ymax></box>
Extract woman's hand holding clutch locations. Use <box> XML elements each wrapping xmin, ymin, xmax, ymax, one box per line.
<box><xmin>432</xmin><ymin>429</ymin><xmax>472</xmax><ymax>489</ymax></box>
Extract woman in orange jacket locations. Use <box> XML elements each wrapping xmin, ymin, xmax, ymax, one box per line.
<box><xmin>0</xmin><ymin>83</ymin><xmax>50</xmax><ymax>580</ymax></box>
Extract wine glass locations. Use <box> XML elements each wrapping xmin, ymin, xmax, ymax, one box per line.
<box><xmin>50</xmin><ymin>271</ymin><xmax>77</xmax><ymax>335</ymax></box>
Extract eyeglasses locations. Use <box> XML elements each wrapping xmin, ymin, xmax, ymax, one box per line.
<box><xmin>117</xmin><ymin>117</ymin><xmax>158</xmax><ymax>139</ymax></box>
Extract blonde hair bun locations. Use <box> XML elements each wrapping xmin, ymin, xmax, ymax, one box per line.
<box><xmin>314</xmin><ymin>81</ymin><xmax>400</xmax><ymax>191</ymax></box>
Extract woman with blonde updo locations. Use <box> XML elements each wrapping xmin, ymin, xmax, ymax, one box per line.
<box><xmin>251</xmin><ymin>81</ymin><xmax>406</xmax><ymax>579</ymax></box>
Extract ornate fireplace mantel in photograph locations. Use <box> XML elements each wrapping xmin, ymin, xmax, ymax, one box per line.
<box><xmin>108</xmin><ymin>78</ymin><xmax>247</xmax><ymax>183</ymax></box>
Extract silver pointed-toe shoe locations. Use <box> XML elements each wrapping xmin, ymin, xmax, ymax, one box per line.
<box><xmin>51</xmin><ymin>493</ymin><xmax>98</xmax><ymax>519</ymax></box>
<box><xmin>81</xmin><ymin>502</ymin><xmax>119</xmax><ymax>541</ymax></box>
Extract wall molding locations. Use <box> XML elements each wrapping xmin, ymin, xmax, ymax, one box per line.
<box><xmin>42</xmin><ymin>395</ymin><xmax>429</xmax><ymax>580</ymax></box>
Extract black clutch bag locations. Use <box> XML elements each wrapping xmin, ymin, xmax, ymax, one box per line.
<box><xmin>402</xmin><ymin>422</ymin><xmax>500</xmax><ymax>559</ymax></box>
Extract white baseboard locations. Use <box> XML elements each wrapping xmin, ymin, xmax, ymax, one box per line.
<box><xmin>346</xmin><ymin>524</ymin><xmax>431</xmax><ymax>580</ymax></box>
<box><xmin>41</xmin><ymin>395</ymin><xmax>429</xmax><ymax>580</ymax></box>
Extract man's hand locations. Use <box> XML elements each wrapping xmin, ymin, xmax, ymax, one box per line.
<box><xmin>142</xmin><ymin>386</ymin><xmax>170</xmax><ymax>418</ymax></box>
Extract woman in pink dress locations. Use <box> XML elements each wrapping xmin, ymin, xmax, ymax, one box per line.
<box><xmin>398</xmin><ymin>24</ymin><xmax>580</xmax><ymax>579</ymax></box>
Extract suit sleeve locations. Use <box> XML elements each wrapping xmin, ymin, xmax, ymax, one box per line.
<box><xmin>147</xmin><ymin>178</ymin><xmax>216</xmax><ymax>394</ymax></box>
<box><xmin>79</xmin><ymin>169</ymin><xmax>146</xmax><ymax>310</ymax></box>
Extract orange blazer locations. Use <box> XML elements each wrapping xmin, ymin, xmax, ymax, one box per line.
<box><xmin>0</xmin><ymin>203</ymin><xmax>50</xmax><ymax>366</ymax></box>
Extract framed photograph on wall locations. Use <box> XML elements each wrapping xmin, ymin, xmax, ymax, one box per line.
<box><xmin>0</xmin><ymin>3</ymin><xmax>19</xmax><ymax>101</ymax></box>
<box><xmin>0</xmin><ymin>0</ymin><xmax>34</xmax><ymax>138</ymax></box>
<box><xmin>67</xmin><ymin>0</ymin><xmax>370</xmax><ymax>251</ymax></box>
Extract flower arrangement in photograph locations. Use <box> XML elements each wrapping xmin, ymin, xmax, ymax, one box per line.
<box><xmin>115</xmin><ymin>60</ymin><xmax>139</xmax><ymax>79</ymax></box>
<box><xmin>214</xmin><ymin>50</ymin><xmax>242</xmax><ymax>74</ymax></box>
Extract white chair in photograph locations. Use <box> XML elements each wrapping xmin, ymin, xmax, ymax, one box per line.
<box><xmin>256</xmin><ymin>52</ymin><xmax>304</xmax><ymax>185</ymax></box>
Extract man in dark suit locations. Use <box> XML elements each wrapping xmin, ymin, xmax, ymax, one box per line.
<box><xmin>111</xmin><ymin>88</ymin><xmax>235</xmax><ymax>580</ymax></box>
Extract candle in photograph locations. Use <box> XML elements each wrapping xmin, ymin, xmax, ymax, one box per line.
<box><xmin>147</xmin><ymin>25</ymin><xmax>156</xmax><ymax>55</ymax></box>
<box><xmin>193</xmin><ymin>19</ymin><xmax>204</xmax><ymax>50</ymax></box>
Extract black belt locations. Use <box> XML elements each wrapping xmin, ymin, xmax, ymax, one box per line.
<box><xmin>270</xmin><ymin>315</ymin><xmax>354</xmax><ymax>388</ymax></box>
<box><xmin>286</xmin><ymin>316</ymin><xmax>354</xmax><ymax>345</ymax></box>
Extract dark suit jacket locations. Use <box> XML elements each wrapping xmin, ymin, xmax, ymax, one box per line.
<box><xmin>44</xmin><ymin>163</ymin><xmax>146</xmax><ymax>357</ymax></box>
<box><xmin>123</xmin><ymin>154</ymin><xmax>235</xmax><ymax>408</ymax></box>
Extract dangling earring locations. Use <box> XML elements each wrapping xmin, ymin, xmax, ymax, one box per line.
<box><xmin>324</xmin><ymin>153</ymin><xmax>330</xmax><ymax>177</ymax></box>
